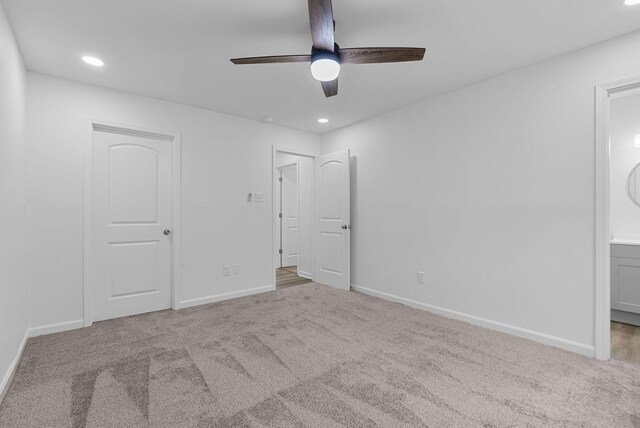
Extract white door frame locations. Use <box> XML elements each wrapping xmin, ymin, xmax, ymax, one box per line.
<box><xmin>594</xmin><ymin>75</ymin><xmax>640</xmax><ymax>360</ymax></box>
<box><xmin>272</xmin><ymin>147</ymin><xmax>315</xmax><ymax>289</ymax></box>
<box><xmin>83</xmin><ymin>119</ymin><xmax>182</xmax><ymax>327</ymax></box>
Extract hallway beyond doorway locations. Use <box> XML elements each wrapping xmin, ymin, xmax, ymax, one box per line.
<box><xmin>276</xmin><ymin>266</ymin><xmax>312</xmax><ymax>289</ymax></box>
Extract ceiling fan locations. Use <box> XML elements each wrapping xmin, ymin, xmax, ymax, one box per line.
<box><xmin>230</xmin><ymin>0</ymin><xmax>426</xmax><ymax>97</ymax></box>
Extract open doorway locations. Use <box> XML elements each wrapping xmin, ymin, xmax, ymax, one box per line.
<box><xmin>274</xmin><ymin>151</ymin><xmax>314</xmax><ymax>289</ymax></box>
<box><xmin>607</xmin><ymin>86</ymin><xmax>640</xmax><ymax>365</ymax></box>
<box><xmin>271</xmin><ymin>147</ymin><xmax>352</xmax><ymax>291</ymax></box>
<box><xmin>595</xmin><ymin>76</ymin><xmax>640</xmax><ymax>362</ymax></box>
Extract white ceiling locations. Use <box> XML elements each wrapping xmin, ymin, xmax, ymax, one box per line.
<box><xmin>4</xmin><ymin>0</ymin><xmax>640</xmax><ymax>134</ymax></box>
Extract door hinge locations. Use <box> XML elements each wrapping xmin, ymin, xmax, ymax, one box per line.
<box><xmin>279</xmin><ymin>177</ymin><xmax>283</xmax><ymax>182</ymax></box>
<box><xmin>279</xmin><ymin>213</ymin><xmax>282</xmax><ymax>218</ymax></box>
<box><xmin>279</xmin><ymin>249</ymin><xmax>283</xmax><ymax>254</ymax></box>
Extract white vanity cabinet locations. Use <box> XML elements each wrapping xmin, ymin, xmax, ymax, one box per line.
<box><xmin>611</xmin><ymin>243</ymin><xmax>640</xmax><ymax>325</ymax></box>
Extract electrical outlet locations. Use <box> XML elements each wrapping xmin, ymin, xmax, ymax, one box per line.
<box><xmin>223</xmin><ymin>265</ymin><xmax>231</xmax><ymax>276</ymax></box>
<box><xmin>255</xmin><ymin>192</ymin><xmax>265</xmax><ymax>203</ymax></box>
<box><xmin>233</xmin><ymin>264</ymin><xmax>240</xmax><ymax>275</ymax></box>
<box><xmin>417</xmin><ymin>271</ymin><xmax>425</xmax><ymax>284</ymax></box>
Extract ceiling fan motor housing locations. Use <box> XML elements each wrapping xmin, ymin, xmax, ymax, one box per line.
<box><xmin>311</xmin><ymin>43</ymin><xmax>342</xmax><ymax>63</ymax></box>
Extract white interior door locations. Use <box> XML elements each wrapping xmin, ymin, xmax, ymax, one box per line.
<box><xmin>281</xmin><ymin>163</ymin><xmax>299</xmax><ymax>267</ymax></box>
<box><xmin>275</xmin><ymin>168</ymin><xmax>282</xmax><ymax>269</ymax></box>
<box><xmin>314</xmin><ymin>150</ymin><xmax>350</xmax><ymax>290</ymax></box>
<box><xmin>92</xmin><ymin>128</ymin><xmax>172</xmax><ymax>322</ymax></box>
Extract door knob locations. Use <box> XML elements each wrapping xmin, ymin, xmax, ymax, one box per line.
<box><xmin>164</xmin><ymin>229</ymin><xmax>171</xmax><ymax>236</ymax></box>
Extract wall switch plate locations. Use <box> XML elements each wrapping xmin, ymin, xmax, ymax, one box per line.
<box><xmin>223</xmin><ymin>265</ymin><xmax>231</xmax><ymax>276</ymax></box>
<box><xmin>233</xmin><ymin>264</ymin><xmax>240</xmax><ymax>275</ymax></box>
<box><xmin>417</xmin><ymin>271</ymin><xmax>425</xmax><ymax>284</ymax></box>
<box><xmin>247</xmin><ymin>193</ymin><xmax>253</xmax><ymax>202</ymax></box>
<box><xmin>255</xmin><ymin>192</ymin><xmax>264</xmax><ymax>203</ymax></box>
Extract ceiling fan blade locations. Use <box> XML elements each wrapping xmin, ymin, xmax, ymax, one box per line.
<box><xmin>321</xmin><ymin>79</ymin><xmax>338</xmax><ymax>97</ymax></box>
<box><xmin>339</xmin><ymin>47</ymin><xmax>426</xmax><ymax>64</ymax></box>
<box><xmin>231</xmin><ymin>55</ymin><xmax>311</xmax><ymax>65</ymax></box>
<box><xmin>308</xmin><ymin>0</ymin><xmax>335</xmax><ymax>52</ymax></box>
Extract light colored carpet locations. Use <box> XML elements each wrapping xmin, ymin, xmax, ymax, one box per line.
<box><xmin>1</xmin><ymin>283</ymin><xmax>639</xmax><ymax>427</ymax></box>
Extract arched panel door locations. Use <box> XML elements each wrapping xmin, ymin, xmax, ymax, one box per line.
<box><xmin>314</xmin><ymin>150</ymin><xmax>350</xmax><ymax>290</ymax></box>
<box><xmin>92</xmin><ymin>129</ymin><xmax>173</xmax><ymax>321</ymax></box>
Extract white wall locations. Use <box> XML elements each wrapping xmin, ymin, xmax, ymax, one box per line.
<box><xmin>610</xmin><ymin>92</ymin><xmax>640</xmax><ymax>239</ymax></box>
<box><xmin>0</xmin><ymin>2</ymin><xmax>28</xmax><ymax>397</ymax></box>
<box><xmin>275</xmin><ymin>152</ymin><xmax>313</xmax><ymax>278</ymax></box>
<box><xmin>26</xmin><ymin>73</ymin><xmax>321</xmax><ymax>330</ymax></box>
<box><xmin>321</xmin><ymin>29</ymin><xmax>640</xmax><ymax>356</ymax></box>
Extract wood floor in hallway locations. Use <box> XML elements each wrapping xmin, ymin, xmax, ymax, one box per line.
<box><xmin>276</xmin><ymin>266</ymin><xmax>312</xmax><ymax>289</ymax></box>
<box><xmin>611</xmin><ymin>321</ymin><xmax>640</xmax><ymax>365</ymax></box>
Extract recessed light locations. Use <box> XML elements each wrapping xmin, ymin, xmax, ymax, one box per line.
<box><xmin>82</xmin><ymin>56</ymin><xmax>104</xmax><ymax>67</ymax></box>
<box><xmin>625</xmin><ymin>0</ymin><xmax>640</xmax><ymax>5</ymax></box>
<box><xmin>318</xmin><ymin>118</ymin><xmax>329</xmax><ymax>124</ymax></box>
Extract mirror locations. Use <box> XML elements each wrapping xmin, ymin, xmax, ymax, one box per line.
<box><xmin>628</xmin><ymin>163</ymin><xmax>640</xmax><ymax>207</ymax></box>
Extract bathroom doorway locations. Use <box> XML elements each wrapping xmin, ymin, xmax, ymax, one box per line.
<box><xmin>608</xmin><ymin>87</ymin><xmax>640</xmax><ymax>364</ymax></box>
<box><xmin>596</xmin><ymin>76</ymin><xmax>640</xmax><ymax>363</ymax></box>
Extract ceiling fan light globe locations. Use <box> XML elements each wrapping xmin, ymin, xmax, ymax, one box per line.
<box><xmin>311</xmin><ymin>58</ymin><xmax>340</xmax><ymax>82</ymax></box>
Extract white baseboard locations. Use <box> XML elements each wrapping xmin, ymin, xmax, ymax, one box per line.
<box><xmin>298</xmin><ymin>271</ymin><xmax>313</xmax><ymax>280</ymax></box>
<box><xmin>352</xmin><ymin>284</ymin><xmax>595</xmax><ymax>358</ymax></box>
<box><xmin>0</xmin><ymin>330</ymin><xmax>29</xmax><ymax>404</ymax></box>
<box><xmin>28</xmin><ymin>319</ymin><xmax>85</xmax><ymax>337</ymax></box>
<box><xmin>179</xmin><ymin>285</ymin><xmax>274</xmax><ymax>309</ymax></box>
<box><xmin>27</xmin><ymin>286</ymin><xmax>279</xmax><ymax>335</ymax></box>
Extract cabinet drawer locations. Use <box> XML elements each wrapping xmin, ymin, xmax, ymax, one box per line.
<box><xmin>611</xmin><ymin>257</ymin><xmax>640</xmax><ymax>314</ymax></box>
